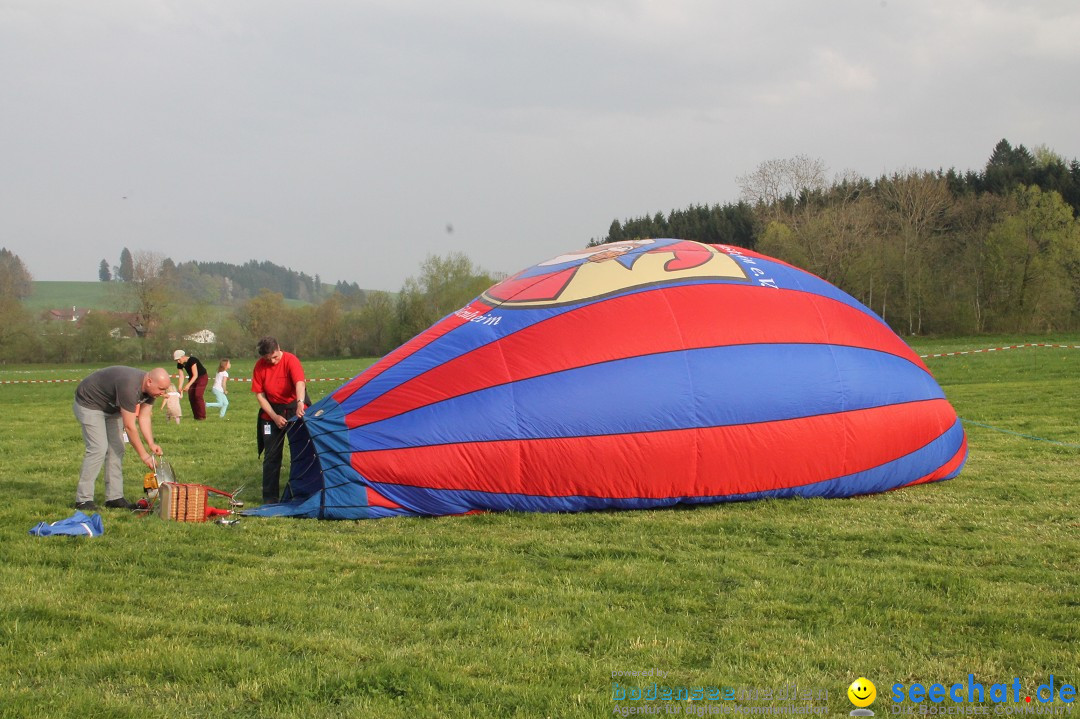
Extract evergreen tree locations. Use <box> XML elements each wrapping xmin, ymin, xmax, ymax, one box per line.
<box><xmin>1065</xmin><ymin>160</ymin><xmax>1080</xmax><ymax>215</ymax></box>
<box><xmin>118</xmin><ymin>248</ymin><xmax>134</xmax><ymax>282</ymax></box>
<box><xmin>0</xmin><ymin>248</ymin><xmax>33</xmax><ymax>300</ymax></box>
<box><xmin>602</xmin><ymin>202</ymin><xmax>757</xmax><ymax>248</ymax></box>
<box><xmin>983</xmin><ymin>139</ymin><xmax>1036</xmax><ymax>195</ymax></box>
<box><xmin>98</xmin><ymin>259</ymin><xmax>112</xmax><ymax>282</ymax></box>
<box><xmin>608</xmin><ymin>219</ymin><xmax>624</xmax><ymax>242</ymax></box>
<box><xmin>194</xmin><ymin>259</ymin><xmax>314</xmax><ymax>301</ymax></box>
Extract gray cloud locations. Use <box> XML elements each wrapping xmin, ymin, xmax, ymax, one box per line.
<box><xmin>3</xmin><ymin>0</ymin><xmax>1078</xmax><ymax>290</ymax></box>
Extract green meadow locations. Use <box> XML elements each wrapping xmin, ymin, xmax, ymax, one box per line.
<box><xmin>0</xmin><ymin>338</ymin><xmax>1077</xmax><ymax>718</ymax></box>
<box><xmin>24</xmin><ymin>281</ymin><xmax>312</xmax><ymax>314</ymax></box>
<box><xmin>24</xmin><ymin>281</ymin><xmax>121</xmax><ymax>312</ymax></box>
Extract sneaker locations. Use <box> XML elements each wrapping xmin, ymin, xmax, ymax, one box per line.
<box><xmin>104</xmin><ymin>497</ymin><xmax>136</xmax><ymax>509</ymax></box>
<box><xmin>75</xmin><ymin>501</ymin><xmax>99</xmax><ymax>511</ymax></box>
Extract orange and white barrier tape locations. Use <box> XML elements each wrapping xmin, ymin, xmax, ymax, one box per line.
<box><xmin>0</xmin><ymin>376</ymin><xmax>354</xmax><ymax>386</ymax></box>
<box><xmin>228</xmin><ymin>377</ymin><xmax>354</xmax><ymax>384</ymax></box>
<box><xmin>3</xmin><ymin>345</ymin><xmax>1079</xmax><ymax>384</ymax></box>
<box><xmin>0</xmin><ymin>378</ymin><xmax>82</xmax><ymax>384</ymax></box>
<box><xmin>920</xmin><ymin>342</ymin><xmax>1080</xmax><ymax>359</ymax></box>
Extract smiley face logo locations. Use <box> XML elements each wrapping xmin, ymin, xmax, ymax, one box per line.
<box><xmin>848</xmin><ymin>678</ymin><xmax>877</xmax><ymax>708</ymax></box>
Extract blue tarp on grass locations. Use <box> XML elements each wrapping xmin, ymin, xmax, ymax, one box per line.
<box><xmin>29</xmin><ymin>511</ymin><xmax>104</xmax><ymax>537</ymax></box>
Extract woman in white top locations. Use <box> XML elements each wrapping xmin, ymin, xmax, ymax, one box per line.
<box><xmin>205</xmin><ymin>358</ymin><xmax>231</xmax><ymax>418</ymax></box>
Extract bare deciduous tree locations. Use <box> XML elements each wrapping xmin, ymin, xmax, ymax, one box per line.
<box><xmin>737</xmin><ymin>155</ymin><xmax>827</xmax><ymax>221</ymax></box>
<box><xmin>125</xmin><ymin>251</ymin><xmax>172</xmax><ymax>338</ymax></box>
<box><xmin>877</xmin><ymin>171</ymin><xmax>950</xmax><ymax>334</ymax></box>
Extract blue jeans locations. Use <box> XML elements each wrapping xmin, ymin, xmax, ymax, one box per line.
<box><xmin>206</xmin><ymin>388</ymin><xmax>229</xmax><ymax>417</ymax></box>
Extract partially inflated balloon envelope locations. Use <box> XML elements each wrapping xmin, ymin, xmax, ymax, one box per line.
<box><xmin>250</xmin><ymin>239</ymin><xmax>967</xmax><ymax>519</ymax></box>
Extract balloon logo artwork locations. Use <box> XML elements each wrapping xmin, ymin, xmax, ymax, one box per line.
<box><xmin>248</xmin><ymin>239</ymin><xmax>967</xmax><ymax>520</ymax></box>
<box><xmin>483</xmin><ymin>239</ymin><xmax>747</xmax><ymax>307</ymax></box>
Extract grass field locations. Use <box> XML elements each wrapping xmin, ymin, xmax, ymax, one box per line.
<box><xmin>25</xmin><ymin>281</ymin><xmax>121</xmax><ymax>312</ymax></box>
<box><xmin>0</xmin><ymin>339</ymin><xmax>1077</xmax><ymax>718</ymax></box>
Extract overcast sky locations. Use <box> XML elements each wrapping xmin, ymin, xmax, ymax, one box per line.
<box><xmin>3</xmin><ymin>0</ymin><xmax>1078</xmax><ymax>291</ymax></box>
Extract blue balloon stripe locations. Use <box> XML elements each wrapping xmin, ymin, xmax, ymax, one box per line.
<box><xmin>354</xmin><ymin>419</ymin><xmax>966</xmax><ymax>515</ymax></box>
<box><xmin>350</xmin><ymin>344</ymin><xmax>944</xmax><ymax>451</ymax></box>
<box><xmin>718</xmin><ymin>247</ymin><xmax>885</xmax><ymax>324</ymax></box>
<box><xmin>336</xmin><ymin>277</ymin><xmax>893</xmax><ymax>417</ymax></box>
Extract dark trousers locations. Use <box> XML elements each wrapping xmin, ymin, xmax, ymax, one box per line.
<box><xmin>188</xmin><ymin>374</ymin><xmax>208</xmax><ymax>420</ymax></box>
<box><xmin>260</xmin><ymin>418</ymin><xmax>288</xmax><ymax>502</ymax></box>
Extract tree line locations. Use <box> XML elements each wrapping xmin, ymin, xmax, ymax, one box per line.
<box><xmin>600</xmin><ymin>139</ymin><xmax>1080</xmax><ymax>335</ymax></box>
<box><xmin>2</xmin><ymin>137</ymin><xmax>1078</xmax><ymax>365</ymax></box>
<box><xmin>0</xmin><ymin>249</ymin><xmax>497</xmax><ymax>365</ymax></box>
<box><xmin>99</xmin><ymin>250</ymin><xmax>363</xmax><ymax>304</ymax></box>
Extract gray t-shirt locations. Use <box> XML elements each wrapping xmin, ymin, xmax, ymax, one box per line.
<box><xmin>74</xmin><ymin>366</ymin><xmax>154</xmax><ymax>414</ymax></box>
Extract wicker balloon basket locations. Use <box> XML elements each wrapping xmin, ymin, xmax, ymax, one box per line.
<box><xmin>141</xmin><ymin>458</ymin><xmax>242</xmax><ymax>523</ymax></box>
<box><xmin>157</xmin><ymin>481</ymin><xmax>238</xmax><ymax>522</ymax></box>
<box><xmin>158</xmin><ymin>482</ymin><xmax>209</xmax><ymax>522</ymax></box>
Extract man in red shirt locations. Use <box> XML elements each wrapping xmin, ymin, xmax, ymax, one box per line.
<box><xmin>251</xmin><ymin>336</ymin><xmax>307</xmax><ymax>504</ymax></box>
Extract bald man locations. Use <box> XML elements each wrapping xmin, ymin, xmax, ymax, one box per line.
<box><xmin>72</xmin><ymin>366</ymin><xmax>173</xmax><ymax>511</ymax></box>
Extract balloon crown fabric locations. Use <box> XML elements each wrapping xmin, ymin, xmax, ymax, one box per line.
<box><xmin>246</xmin><ymin>240</ymin><xmax>967</xmax><ymax>520</ymax></box>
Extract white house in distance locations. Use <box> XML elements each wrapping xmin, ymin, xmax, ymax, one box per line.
<box><xmin>46</xmin><ymin>307</ymin><xmax>218</xmax><ymax>344</ymax></box>
<box><xmin>48</xmin><ymin>306</ymin><xmax>90</xmax><ymax>322</ymax></box>
<box><xmin>184</xmin><ymin>329</ymin><xmax>217</xmax><ymax>344</ymax></box>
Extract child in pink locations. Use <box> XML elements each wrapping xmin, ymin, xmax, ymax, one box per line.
<box><xmin>160</xmin><ymin>384</ymin><xmax>182</xmax><ymax>424</ymax></box>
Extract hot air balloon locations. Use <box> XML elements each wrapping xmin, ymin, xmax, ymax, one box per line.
<box><xmin>249</xmin><ymin>239</ymin><xmax>966</xmax><ymax>519</ymax></box>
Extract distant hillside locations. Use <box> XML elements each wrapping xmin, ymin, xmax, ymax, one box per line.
<box><xmin>189</xmin><ymin>259</ymin><xmax>364</xmax><ymax>303</ymax></box>
<box><xmin>24</xmin><ymin>281</ymin><xmax>117</xmax><ymax>312</ymax></box>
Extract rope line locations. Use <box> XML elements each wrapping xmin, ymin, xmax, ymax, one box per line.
<box><xmin>0</xmin><ymin>376</ymin><xmax>353</xmax><ymax>386</ymax></box>
<box><xmin>919</xmin><ymin>342</ymin><xmax>1080</xmax><ymax>359</ymax></box>
<box><xmin>5</xmin><ymin>342</ymin><xmax>1079</xmax><ymax>384</ymax></box>
<box><xmin>2</xmin><ymin>343</ymin><xmax>1078</xmax><ymax>384</ymax></box>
